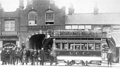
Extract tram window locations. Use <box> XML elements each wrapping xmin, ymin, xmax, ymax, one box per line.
<box><xmin>88</xmin><ymin>38</ymin><xmax>94</xmax><ymax>40</ymax></box>
<box><xmin>75</xmin><ymin>38</ymin><xmax>81</xmax><ymax>40</ymax></box>
<box><xmin>62</xmin><ymin>43</ymin><xmax>68</xmax><ymax>50</ymax></box>
<box><xmin>88</xmin><ymin>43</ymin><xmax>94</xmax><ymax>50</ymax></box>
<box><xmin>75</xmin><ymin>44</ymin><xmax>80</xmax><ymax>50</ymax></box>
<box><xmin>56</xmin><ymin>38</ymin><xmax>61</xmax><ymax>40</ymax></box>
<box><xmin>69</xmin><ymin>43</ymin><xmax>74</xmax><ymax>50</ymax></box>
<box><xmin>81</xmin><ymin>38</ymin><xmax>87</xmax><ymax>40</ymax></box>
<box><xmin>56</xmin><ymin>43</ymin><xmax>60</xmax><ymax>49</ymax></box>
<box><xmin>95</xmin><ymin>38</ymin><xmax>101</xmax><ymax>40</ymax></box>
<box><xmin>95</xmin><ymin>43</ymin><xmax>101</xmax><ymax>51</ymax></box>
<box><xmin>61</xmin><ymin>38</ymin><xmax>67</xmax><ymax>40</ymax></box>
<box><xmin>68</xmin><ymin>38</ymin><xmax>74</xmax><ymax>40</ymax></box>
<box><xmin>81</xmin><ymin>43</ymin><xmax>87</xmax><ymax>50</ymax></box>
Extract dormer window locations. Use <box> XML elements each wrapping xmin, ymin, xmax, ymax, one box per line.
<box><xmin>45</xmin><ymin>9</ymin><xmax>54</xmax><ymax>25</ymax></box>
<box><xmin>28</xmin><ymin>10</ymin><xmax>37</xmax><ymax>26</ymax></box>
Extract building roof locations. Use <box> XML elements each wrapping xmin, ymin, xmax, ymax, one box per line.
<box><xmin>66</xmin><ymin>13</ymin><xmax>120</xmax><ymax>25</ymax></box>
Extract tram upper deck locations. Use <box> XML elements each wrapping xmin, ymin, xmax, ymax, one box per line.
<box><xmin>51</xmin><ymin>30</ymin><xmax>109</xmax><ymax>56</ymax></box>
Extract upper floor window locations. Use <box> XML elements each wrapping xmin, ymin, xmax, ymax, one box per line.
<box><xmin>72</xmin><ymin>25</ymin><xmax>78</xmax><ymax>29</ymax></box>
<box><xmin>85</xmin><ymin>25</ymin><xmax>91</xmax><ymax>30</ymax></box>
<box><xmin>45</xmin><ymin>9</ymin><xmax>54</xmax><ymax>24</ymax></box>
<box><xmin>79</xmin><ymin>25</ymin><xmax>84</xmax><ymax>30</ymax></box>
<box><xmin>93</xmin><ymin>26</ymin><xmax>102</xmax><ymax>32</ymax></box>
<box><xmin>4</xmin><ymin>19</ymin><xmax>15</xmax><ymax>31</ymax></box>
<box><xmin>28</xmin><ymin>10</ymin><xmax>37</xmax><ymax>26</ymax></box>
<box><xmin>103</xmin><ymin>26</ymin><xmax>111</xmax><ymax>32</ymax></box>
<box><xmin>65</xmin><ymin>25</ymin><xmax>72</xmax><ymax>29</ymax></box>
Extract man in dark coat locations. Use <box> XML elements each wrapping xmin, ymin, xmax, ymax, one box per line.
<box><xmin>37</xmin><ymin>50</ymin><xmax>41</xmax><ymax>65</ymax></box>
<box><xmin>1</xmin><ymin>48</ymin><xmax>6</xmax><ymax>65</ymax></box>
<box><xmin>22</xmin><ymin>49</ymin><xmax>27</xmax><ymax>65</ymax></box>
<box><xmin>9</xmin><ymin>47</ymin><xmax>16</xmax><ymax>65</ymax></box>
<box><xmin>30</xmin><ymin>49</ymin><xmax>35</xmax><ymax>65</ymax></box>
<box><xmin>107</xmin><ymin>49</ymin><xmax>113</xmax><ymax>67</ymax></box>
<box><xmin>31</xmin><ymin>50</ymin><xmax>37</xmax><ymax>65</ymax></box>
<box><xmin>5</xmin><ymin>50</ymin><xmax>11</xmax><ymax>65</ymax></box>
<box><xmin>25</xmin><ymin>49</ymin><xmax>30</xmax><ymax>65</ymax></box>
<box><xmin>40</xmin><ymin>48</ymin><xmax>45</xmax><ymax>65</ymax></box>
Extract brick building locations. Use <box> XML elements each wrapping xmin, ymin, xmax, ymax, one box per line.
<box><xmin>65</xmin><ymin>4</ymin><xmax>120</xmax><ymax>47</ymax></box>
<box><xmin>0</xmin><ymin>0</ymin><xmax>120</xmax><ymax>52</ymax></box>
<box><xmin>0</xmin><ymin>0</ymin><xmax>65</xmax><ymax>50</ymax></box>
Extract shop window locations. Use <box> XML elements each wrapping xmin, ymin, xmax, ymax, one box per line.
<box><xmin>4</xmin><ymin>19</ymin><xmax>15</xmax><ymax>31</ymax></box>
<box><xmin>88</xmin><ymin>43</ymin><xmax>94</xmax><ymax>50</ymax></box>
<box><xmin>45</xmin><ymin>9</ymin><xmax>54</xmax><ymax>24</ymax></box>
<box><xmin>28</xmin><ymin>10</ymin><xmax>37</xmax><ymax>26</ymax></box>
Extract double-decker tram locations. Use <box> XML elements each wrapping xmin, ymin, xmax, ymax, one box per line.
<box><xmin>52</xmin><ymin>30</ymin><xmax>116</xmax><ymax>66</ymax></box>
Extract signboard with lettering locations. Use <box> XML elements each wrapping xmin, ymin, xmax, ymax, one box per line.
<box><xmin>54</xmin><ymin>30</ymin><xmax>107</xmax><ymax>38</ymax></box>
<box><xmin>28</xmin><ymin>25</ymin><xmax>54</xmax><ymax>30</ymax></box>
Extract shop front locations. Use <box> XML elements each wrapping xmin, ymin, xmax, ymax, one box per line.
<box><xmin>0</xmin><ymin>36</ymin><xmax>19</xmax><ymax>49</ymax></box>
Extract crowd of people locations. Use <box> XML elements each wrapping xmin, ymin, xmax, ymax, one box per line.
<box><xmin>0</xmin><ymin>46</ymin><xmax>57</xmax><ymax>66</ymax></box>
<box><xmin>0</xmin><ymin>45</ymin><xmax>114</xmax><ymax>67</ymax></box>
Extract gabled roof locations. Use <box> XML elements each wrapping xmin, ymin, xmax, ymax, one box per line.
<box><xmin>66</xmin><ymin>13</ymin><xmax>120</xmax><ymax>25</ymax></box>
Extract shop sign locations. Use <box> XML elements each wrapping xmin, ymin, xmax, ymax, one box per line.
<box><xmin>28</xmin><ymin>25</ymin><xmax>54</xmax><ymax>30</ymax></box>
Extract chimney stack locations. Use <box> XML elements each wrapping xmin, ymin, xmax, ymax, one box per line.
<box><xmin>19</xmin><ymin>0</ymin><xmax>24</xmax><ymax>10</ymax></box>
<box><xmin>94</xmin><ymin>2</ymin><xmax>99</xmax><ymax>15</ymax></box>
<box><xmin>50</xmin><ymin>0</ymin><xmax>55</xmax><ymax>4</ymax></box>
<box><xmin>27</xmin><ymin>0</ymin><xmax>33</xmax><ymax>5</ymax></box>
<box><xmin>68</xmin><ymin>3</ymin><xmax>74</xmax><ymax>15</ymax></box>
<box><xmin>62</xmin><ymin>6</ymin><xmax>66</xmax><ymax>15</ymax></box>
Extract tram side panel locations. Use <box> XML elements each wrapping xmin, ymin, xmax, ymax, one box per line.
<box><xmin>54</xmin><ymin>40</ymin><xmax>105</xmax><ymax>65</ymax></box>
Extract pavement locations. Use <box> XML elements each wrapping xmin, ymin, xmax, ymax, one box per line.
<box><xmin>0</xmin><ymin>64</ymin><xmax>120</xmax><ymax>69</ymax></box>
<box><xmin>0</xmin><ymin>61</ymin><xmax>120</xmax><ymax>67</ymax></box>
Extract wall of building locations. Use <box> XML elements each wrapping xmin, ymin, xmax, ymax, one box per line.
<box><xmin>0</xmin><ymin>9</ymin><xmax>20</xmax><ymax>50</ymax></box>
<box><xmin>20</xmin><ymin>0</ymin><xmax>65</xmax><ymax>26</ymax></box>
<box><xmin>19</xmin><ymin>0</ymin><xmax>65</xmax><ymax>48</ymax></box>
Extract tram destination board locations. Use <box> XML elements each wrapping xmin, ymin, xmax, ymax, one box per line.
<box><xmin>54</xmin><ymin>30</ymin><xmax>107</xmax><ymax>38</ymax></box>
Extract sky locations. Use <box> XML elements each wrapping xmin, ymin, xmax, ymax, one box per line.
<box><xmin>0</xmin><ymin>0</ymin><xmax>120</xmax><ymax>13</ymax></box>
